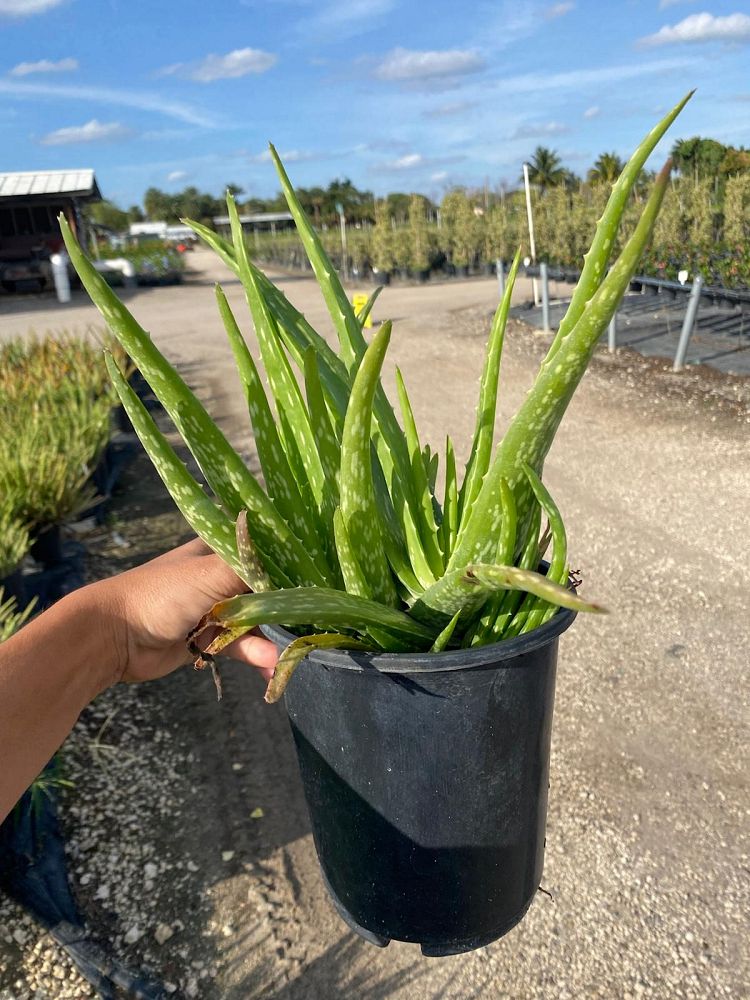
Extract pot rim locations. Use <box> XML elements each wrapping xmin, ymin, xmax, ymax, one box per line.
<box><xmin>260</xmin><ymin>606</ymin><xmax>575</xmax><ymax>675</ymax></box>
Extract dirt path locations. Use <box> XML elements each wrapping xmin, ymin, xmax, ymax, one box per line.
<box><xmin>1</xmin><ymin>253</ymin><xmax>748</xmax><ymax>999</ymax></box>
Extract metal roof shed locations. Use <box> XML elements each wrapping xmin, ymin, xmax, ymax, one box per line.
<box><xmin>0</xmin><ymin>169</ymin><xmax>101</xmax><ymax>290</ymax></box>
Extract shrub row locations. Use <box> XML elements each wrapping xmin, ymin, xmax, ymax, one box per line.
<box><xmin>0</xmin><ymin>336</ymin><xmax>127</xmax><ymax>587</ymax></box>
<box><xmin>247</xmin><ymin>177</ymin><xmax>750</xmax><ymax>289</ymax></box>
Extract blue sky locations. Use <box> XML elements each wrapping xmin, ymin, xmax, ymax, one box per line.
<box><xmin>1</xmin><ymin>0</ymin><xmax>749</xmax><ymax>208</ymax></box>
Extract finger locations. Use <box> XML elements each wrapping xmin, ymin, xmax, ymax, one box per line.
<box><xmin>224</xmin><ymin>633</ymin><xmax>279</xmax><ymax>675</ymax></box>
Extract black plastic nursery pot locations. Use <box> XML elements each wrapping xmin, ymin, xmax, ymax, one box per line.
<box><xmin>262</xmin><ymin>607</ymin><xmax>575</xmax><ymax>956</ymax></box>
<box><xmin>29</xmin><ymin>524</ymin><xmax>63</xmax><ymax>567</ymax></box>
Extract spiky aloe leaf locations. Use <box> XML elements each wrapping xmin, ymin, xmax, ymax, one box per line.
<box><xmin>264</xmin><ymin>632</ymin><xmax>372</xmax><ymax>704</ymax></box>
<box><xmin>105</xmin><ymin>354</ymin><xmax>247</xmax><ymax>581</ymax></box>
<box><xmin>464</xmin><ymin>564</ymin><xmax>605</xmax><ymax>615</ymax></box>
<box><xmin>205</xmin><ymin>587</ymin><xmax>436</xmax><ymax>645</ymax></box>
<box><xmin>545</xmin><ymin>91</ymin><xmax>693</xmax><ymax>364</ymax></box>
<box><xmin>518</xmin><ymin>464</ymin><xmax>567</xmax><ymax>635</ymax></box>
<box><xmin>355</xmin><ymin>286</ymin><xmax>382</xmax><ymax>328</ymax></box>
<box><xmin>448</xmin><ymin>158</ymin><xmax>674</xmax><ymax>574</ymax></box>
<box><xmin>60</xmin><ymin>216</ymin><xmax>325</xmax><ymax>589</ymax></box>
<box><xmin>395</xmin><ymin>367</ymin><xmax>444</xmax><ymax>577</ymax></box>
<box><xmin>235</xmin><ymin>511</ymin><xmax>274</xmax><ymax>593</ymax></box>
<box><xmin>339</xmin><ymin>322</ymin><xmax>399</xmax><ymax>608</ymax></box>
<box><xmin>225</xmin><ymin>196</ymin><xmax>330</xmax><ymax>538</ymax></box>
<box><xmin>480</xmin><ymin>502</ymin><xmax>542</xmax><ymax>644</ymax></box>
<box><xmin>458</xmin><ymin>248</ymin><xmax>521</xmax><ymax>533</ymax></box>
<box><xmin>430</xmin><ymin>610</ymin><xmax>461</xmax><ymax>653</ymax></box>
<box><xmin>440</xmin><ymin>436</ymin><xmax>458</xmax><ymax>558</ymax></box>
<box><xmin>216</xmin><ymin>285</ymin><xmax>321</xmax><ymax>558</ymax></box>
<box><xmin>268</xmin><ymin>143</ymin><xmax>366</xmax><ymax>371</ymax></box>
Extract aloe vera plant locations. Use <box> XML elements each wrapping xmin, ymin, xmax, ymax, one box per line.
<box><xmin>61</xmin><ymin>96</ymin><xmax>690</xmax><ymax>702</ymax></box>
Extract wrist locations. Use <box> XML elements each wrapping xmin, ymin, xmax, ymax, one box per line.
<box><xmin>59</xmin><ymin>580</ymin><xmax>130</xmax><ymax>697</ymax></box>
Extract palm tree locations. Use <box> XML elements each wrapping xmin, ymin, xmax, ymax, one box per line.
<box><xmin>587</xmin><ymin>152</ymin><xmax>625</xmax><ymax>185</ymax></box>
<box><xmin>525</xmin><ymin>147</ymin><xmax>565</xmax><ymax>191</ymax></box>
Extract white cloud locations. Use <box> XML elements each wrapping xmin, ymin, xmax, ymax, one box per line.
<box><xmin>298</xmin><ymin>0</ymin><xmax>394</xmax><ymax>38</ymax></box>
<box><xmin>375</xmin><ymin>48</ymin><xmax>485</xmax><ymax>82</ymax></box>
<box><xmin>249</xmin><ymin>148</ymin><xmax>317</xmax><ymax>164</ymax></box>
<box><xmin>545</xmin><ymin>2</ymin><xmax>574</xmax><ymax>18</ymax></box>
<box><xmin>377</xmin><ymin>152</ymin><xmax>466</xmax><ymax>172</ymax></box>
<box><xmin>583</xmin><ymin>105</ymin><xmax>600</xmax><ymax>119</ymax></box>
<box><xmin>384</xmin><ymin>152</ymin><xmax>423</xmax><ymax>169</ymax></box>
<box><xmin>431</xmin><ymin>170</ymin><xmax>448</xmax><ymax>182</ymax></box>
<box><xmin>167</xmin><ymin>170</ymin><xmax>187</xmax><ymax>182</ymax></box>
<box><xmin>423</xmin><ymin>100</ymin><xmax>476</xmax><ymax>118</ymax></box>
<box><xmin>659</xmin><ymin>0</ymin><xmax>695</xmax><ymax>8</ymax></box>
<box><xmin>639</xmin><ymin>12</ymin><xmax>750</xmax><ymax>47</ymax></box>
<box><xmin>161</xmin><ymin>47</ymin><xmax>277</xmax><ymax>83</ymax></box>
<box><xmin>494</xmin><ymin>58</ymin><xmax>692</xmax><ymax>95</ymax></box>
<box><xmin>510</xmin><ymin>121</ymin><xmax>570</xmax><ymax>139</ymax></box>
<box><xmin>41</xmin><ymin>118</ymin><xmax>131</xmax><ymax>145</ymax></box>
<box><xmin>0</xmin><ymin>0</ymin><xmax>65</xmax><ymax>15</ymax></box>
<box><xmin>0</xmin><ymin>79</ymin><xmax>215</xmax><ymax>127</ymax></box>
<box><xmin>9</xmin><ymin>56</ymin><xmax>78</xmax><ymax>76</ymax></box>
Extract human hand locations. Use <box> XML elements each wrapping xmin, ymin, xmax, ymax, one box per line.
<box><xmin>100</xmin><ymin>537</ymin><xmax>278</xmax><ymax>688</ymax></box>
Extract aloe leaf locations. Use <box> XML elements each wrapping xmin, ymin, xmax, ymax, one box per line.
<box><xmin>465</xmin><ymin>564</ymin><xmax>606</xmax><ymax>615</ymax></box>
<box><xmin>61</xmin><ymin>216</ymin><xmax>325</xmax><ymax>589</ymax></box>
<box><xmin>430</xmin><ymin>610</ymin><xmax>461</xmax><ymax>653</ymax></box>
<box><xmin>216</xmin><ymin>285</ymin><xmax>321</xmax><ymax>557</ymax></box>
<box><xmin>449</xmin><ymin>158</ymin><xmax>674</xmax><ymax>571</ymax></box>
<box><xmin>355</xmin><ymin>286</ymin><xmax>383</xmax><ymax>327</ymax></box>
<box><xmin>440</xmin><ymin>436</ymin><xmax>458</xmax><ymax>558</ymax></box>
<box><xmin>545</xmin><ymin>91</ymin><xmax>693</xmax><ymax>364</ymax></box>
<box><xmin>235</xmin><ymin>511</ymin><xmax>274</xmax><ymax>592</ymax></box>
<box><xmin>482</xmin><ymin>502</ymin><xmax>542</xmax><ymax>642</ymax></box>
<box><xmin>303</xmin><ymin>346</ymin><xmax>341</xmax><ymax>508</ymax></box>
<box><xmin>182</xmin><ymin>217</ymin><xmax>237</xmax><ymax>272</ymax></box>
<box><xmin>333</xmin><ymin>507</ymin><xmax>371</xmax><ymax>599</ymax></box>
<box><xmin>225</xmin><ymin>195</ymin><xmax>329</xmax><ymax>524</ymax></box>
<box><xmin>519</xmin><ymin>465</ymin><xmax>567</xmax><ymax>634</ymax></box>
<box><xmin>265</xmin><ymin>632</ymin><xmax>371</xmax><ymax>704</ymax></box>
<box><xmin>458</xmin><ymin>248</ymin><xmax>521</xmax><ymax>533</ymax></box>
<box><xmin>395</xmin><ymin>368</ymin><xmax>444</xmax><ymax>577</ymax></box>
<box><xmin>105</xmin><ymin>354</ymin><xmax>246</xmax><ymax>581</ymax></box>
<box><xmin>208</xmin><ymin>587</ymin><xmax>435</xmax><ymax>644</ymax></box>
<box><xmin>339</xmin><ymin>322</ymin><xmax>399</xmax><ymax>607</ymax></box>
<box><xmin>268</xmin><ymin>144</ymin><xmax>365</xmax><ymax>371</ymax></box>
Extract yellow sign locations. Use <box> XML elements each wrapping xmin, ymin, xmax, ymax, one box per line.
<box><xmin>352</xmin><ymin>292</ymin><xmax>373</xmax><ymax>328</ymax></box>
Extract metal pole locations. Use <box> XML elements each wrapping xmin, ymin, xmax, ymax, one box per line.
<box><xmin>540</xmin><ymin>262</ymin><xmax>550</xmax><ymax>332</ymax></box>
<box><xmin>338</xmin><ymin>208</ymin><xmax>349</xmax><ymax>281</ymax></box>
<box><xmin>673</xmin><ymin>274</ymin><xmax>703</xmax><ymax>372</ymax></box>
<box><xmin>608</xmin><ymin>314</ymin><xmax>617</xmax><ymax>353</ymax></box>
<box><xmin>522</xmin><ymin>162</ymin><xmax>539</xmax><ymax>306</ymax></box>
<box><xmin>496</xmin><ymin>259</ymin><xmax>505</xmax><ymax>301</ymax></box>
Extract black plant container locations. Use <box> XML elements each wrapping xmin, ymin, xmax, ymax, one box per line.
<box><xmin>30</xmin><ymin>525</ymin><xmax>63</xmax><ymax>567</ymax></box>
<box><xmin>262</xmin><ymin>607</ymin><xmax>575</xmax><ymax>955</ymax></box>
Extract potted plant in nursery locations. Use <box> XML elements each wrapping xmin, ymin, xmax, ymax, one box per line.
<box><xmin>371</xmin><ymin>201</ymin><xmax>396</xmax><ymax>285</ymax></box>
<box><xmin>62</xmin><ymin>96</ymin><xmax>690</xmax><ymax>955</ymax></box>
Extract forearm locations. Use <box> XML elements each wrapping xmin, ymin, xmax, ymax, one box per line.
<box><xmin>0</xmin><ymin>583</ymin><xmax>120</xmax><ymax>823</ymax></box>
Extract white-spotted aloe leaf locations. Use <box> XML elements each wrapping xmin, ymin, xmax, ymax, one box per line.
<box><xmin>339</xmin><ymin>323</ymin><xmax>399</xmax><ymax>608</ymax></box>
<box><xmin>60</xmin><ymin>216</ymin><xmax>326</xmax><ymax>589</ymax></box>
<box><xmin>457</xmin><ymin>248</ymin><xmax>521</xmax><ymax>535</ymax></box>
<box><xmin>104</xmin><ymin>354</ymin><xmax>247</xmax><ymax>582</ymax></box>
<box><xmin>448</xmin><ymin>158</ymin><xmax>674</xmax><ymax>574</ymax></box>
<box><xmin>205</xmin><ymin>587</ymin><xmax>436</xmax><ymax>645</ymax></box>
<box><xmin>216</xmin><ymin>285</ymin><xmax>322</xmax><ymax>558</ymax></box>
<box><xmin>545</xmin><ymin>92</ymin><xmax>693</xmax><ymax>366</ymax></box>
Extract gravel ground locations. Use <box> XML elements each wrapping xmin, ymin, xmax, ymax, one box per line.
<box><xmin>1</xmin><ymin>256</ymin><xmax>748</xmax><ymax>999</ymax></box>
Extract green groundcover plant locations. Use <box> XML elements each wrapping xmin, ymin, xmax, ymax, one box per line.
<box><xmin>61</xmin><ymin>95</ymin><xmax>690</xmax><ymax>703</ymax></box>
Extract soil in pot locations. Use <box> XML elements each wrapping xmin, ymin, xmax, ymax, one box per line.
<box><xmin>263</xmin><ymin>607</ymin><xmax>575</xmax><ymax>955</ymax></box>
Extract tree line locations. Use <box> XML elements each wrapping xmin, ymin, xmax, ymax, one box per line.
<box><xmin>86</xmin><ymin>135</ymin><xmax>750</xmax><ymax>233</ymax></box>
